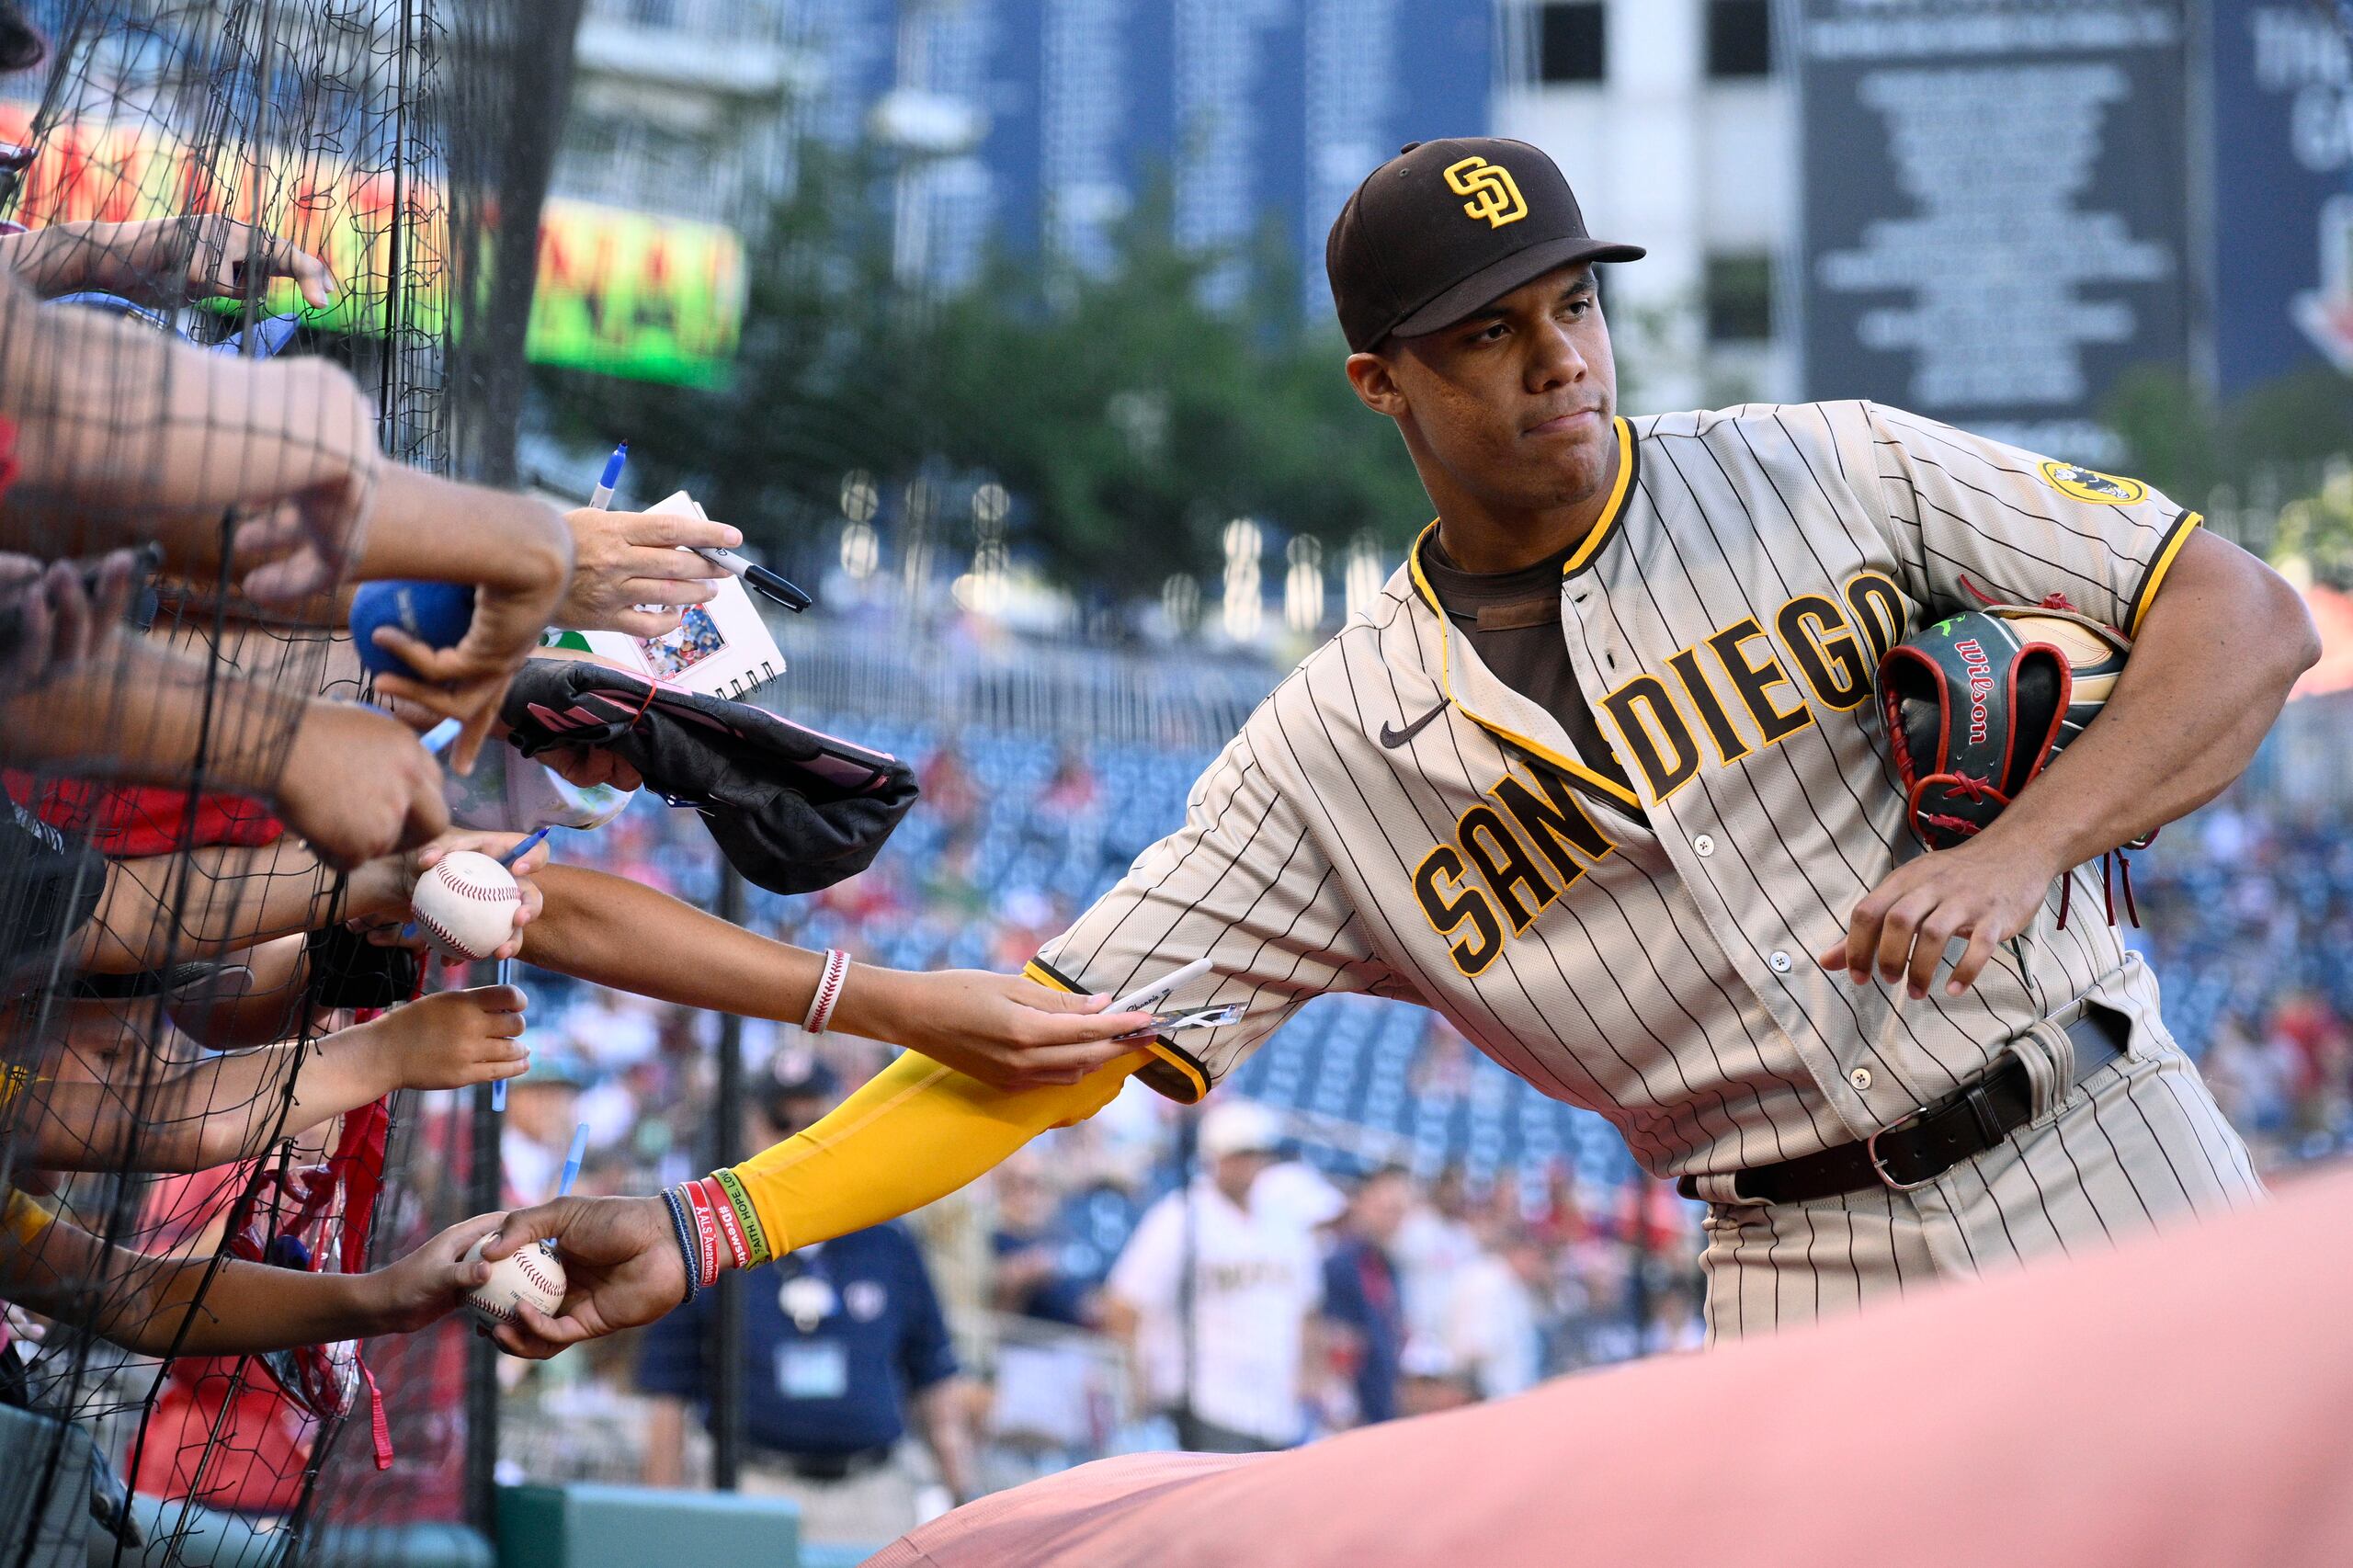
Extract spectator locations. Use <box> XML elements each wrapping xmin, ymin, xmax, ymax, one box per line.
<box><xmin>916</xmin><ymin>739</ymin><xmax>980</xmax><ymax>842</ymax></box>
<box><xmin>1392</xmin><ymin>1163</ymin><xmax>1478</xmax><ymax>1355</ymax></box>
<box><xmin>635</xmin><ymin>1062</ymin><xmax>978</xmax><ymax>1545</ymax></box>
<box><xmin>989</xmin><ymin>1153</ymin><xmax>1099</xmax><ymax>1329</ymax></box>
<box><xmin>1319</xmin><ymin>1166</ymin><xmax>1411</xmax><ymax>1426</ymax></box>
<box><xmin>1440</xmin><ymin>1221</ymin><xmax>1548</xmax><ymax>1402</ymax></box>
<box><xmin>1102</xmin><ymin>1100</ymin><xmax>1319</xmax><ymax>1454</ymax></box>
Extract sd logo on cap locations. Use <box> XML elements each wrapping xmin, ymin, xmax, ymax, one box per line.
<box><xmin>1325</xmin><ymin>138</ymin><xmax>1644</xmax><ymax>353</ymax></box>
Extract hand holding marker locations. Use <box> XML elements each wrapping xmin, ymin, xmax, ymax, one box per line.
<box><xmin>594</xmin><ymin>440</ymin><xmax>813</xmax><ymax>613</ymax></box>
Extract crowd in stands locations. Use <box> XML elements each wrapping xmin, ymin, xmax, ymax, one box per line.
<box><xmin>2131</xmin><ymin>789</ymin><xmax>2353</xmax><ymax>1173</ymax></box>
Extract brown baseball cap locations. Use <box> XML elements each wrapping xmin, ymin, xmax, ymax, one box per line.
<box><xmin>1325</xmin><ymin>137</ymin><xmax>1643</xmax><ymax>353</ymax></box>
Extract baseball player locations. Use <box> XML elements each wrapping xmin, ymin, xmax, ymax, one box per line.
<box><xmin>484</xmin><ymin>139</ymin><xmax>2316</xmax><ymax>1350</ymax></box>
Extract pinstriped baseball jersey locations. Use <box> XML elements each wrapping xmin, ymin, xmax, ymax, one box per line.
<box><xmin>1033</xmin><ymin>403</ymin><xmax>2225</xmax><ymax>1191</ymax></box>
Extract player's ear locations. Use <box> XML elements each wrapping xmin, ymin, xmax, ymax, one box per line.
<box><xmin>1345</xmin><ymin>350</ymin><xmax>1408</xmax><ymax>420</ymax></box>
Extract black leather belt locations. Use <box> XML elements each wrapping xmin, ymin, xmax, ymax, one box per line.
<box><xmin>782</xmin><ymin>1444</ymin><xmax>893</xmax><ymax>1483</ymax></box>
<box><xmin>1676</xmin><ymin>1004</ymin><xmax>2131</xmax><ymax>1206</ymax></box>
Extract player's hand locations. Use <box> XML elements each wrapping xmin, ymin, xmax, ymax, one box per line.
<box><xmin>360</xmin><ymin>1211</ymin><xmax>502</xmax><ymax>1336</ymax></box>
<box><xmin>276</xmin><ymin>699</ymin><xmax>449</xmax><ymax>869</ymax></box>
<box><xmin>556</xmin><ymin>506</ymin><xmax>737</xmax><ymax>638</ymax></box>
<box><xmin>840</xmin><ymin>968</ymin><xmax>1156</xmax><ymax>1090</ymax></box>
<box><xmin>1819</xmin><ymin>834</ymin><xmax>2063</xmax><ymax>1000</ymax></box>
<box><xmin>478</xmin><ymin>1195</ymin><xmax>682</xmax><ymax>1359</ymax></box>
<box><xmin>361</xmin><ymin>985</ymin><xmax>530</xmax><ymax>1092</ymax></box>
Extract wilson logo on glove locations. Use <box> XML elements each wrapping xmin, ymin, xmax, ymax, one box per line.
<box><xmin>1877</xmin><ymin>588</ymin><xmax>2150</xmax><ymax>928</ymax></box>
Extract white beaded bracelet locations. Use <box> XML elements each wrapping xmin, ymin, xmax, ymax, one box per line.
<box><xmin>803</xmin><ymin>948</ymin><xmax>850</xmax><ymax>1035</ymax></box>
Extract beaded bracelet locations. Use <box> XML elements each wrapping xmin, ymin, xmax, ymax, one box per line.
<box><xmin>660</xmin><ymin>1185</ymin><xmax>702</xmax><ymax>1305</ymax></box>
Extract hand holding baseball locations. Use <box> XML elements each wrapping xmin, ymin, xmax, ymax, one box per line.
<box><xmin>476</xmin><ymin>1195</ymin><xmax>685</xmax><ymax>1360</ymax></box>
<box><xmin>460</xmin><ymin>1233</ymin><xmax>568</xmax><ymax>1333</ymax></box>
<box><xmin>349</xmin><ymin>830</ymin><xmax>549</xmax><ymax>960</ymax></box>
<box><xmin>409</xmin><ymin>851</ymin><xmax>522</xmax><ymax>961</ymax></box>
<box><xmin>368</xmin><ymin>487</ymin><xmax>574</xmax><ymax>775</ymax></box>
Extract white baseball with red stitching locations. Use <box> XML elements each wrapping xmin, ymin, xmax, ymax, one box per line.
<box><xmin>412</xmin><ymin>850</ymin><xmax>520</xmax><ymax>962</ymax></box>
<box><xmin>460</xmin><ymin>1236</ymin><xmax>566</xmax><ymax>1327</ymax></box>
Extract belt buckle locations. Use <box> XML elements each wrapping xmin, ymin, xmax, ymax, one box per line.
<box><xmin>1864</xmin><ymin>1105</ymin><xmax>1938</xmax><ymax>1193</ymax></box>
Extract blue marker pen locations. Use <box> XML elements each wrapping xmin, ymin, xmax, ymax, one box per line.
<box><xmin>497</xmin><ymin>824</ymin><xmax>552</xmax><ymax>869</ymax></box>
<box><xmin>493</xmin><ymin>954</ymin><xmax>514</xmax><ymax>1114</ymax></box>
<box><xmin>590</xmin><ymin>441</ymin><xmax>627</xmax><ymax>510</ymax></box>
<box><xmin>555</xmin><ymin>1122</ymin><xmax>590</xmax><ymax>1200</ymax></box>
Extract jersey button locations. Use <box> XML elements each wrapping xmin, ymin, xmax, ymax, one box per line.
<box><xmin>1693</xmin><ymin>834</ymin><xmax>1715</xmax><ymax>857</ymax></box>
<box><xmin>1768</xmin><ymin>950</ymin><xmax>1792</xmax><ymax>973</ymax></box>
<box><xmin>1848</xmin><ymin>1067</ymin><xmax>1872</xmax><ymax>1091</ymax></box>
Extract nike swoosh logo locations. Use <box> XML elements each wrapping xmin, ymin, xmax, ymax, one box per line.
<box><xmin>1380</xmin><ymin>697</ymin><xmax>1452</xmax><ymax>749</ymax></box>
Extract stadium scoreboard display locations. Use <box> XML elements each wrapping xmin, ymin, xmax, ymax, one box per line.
<box><xmin>1794</xmin><ymin>0</ymin><xmax>2194</xmax><ymax>466</ymax></box>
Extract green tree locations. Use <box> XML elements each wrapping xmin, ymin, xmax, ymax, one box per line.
<box><xmin>535</xmin><ymin>146</ymin><xmax>1431</xmax><ymax>600</ymax></box>
<box><xmin>2103</xmin><ymin>363</ymin><xmax>2353</xmax><ymax>506</ymax></box>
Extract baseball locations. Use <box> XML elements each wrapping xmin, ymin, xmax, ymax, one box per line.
<box><xmin>461</xmin><ymin>1235</ymin><xmax>566</xmax><ymax>1330</ymax></box>
<box><xmin>348</xmin><ymin>578</ymin><xmax>474</xmax><ymax>678</ymax></box>
<box><xmin>411</xmin><ymin>850</ymin><xmax>520</xmax><ymax>961</ymax></box>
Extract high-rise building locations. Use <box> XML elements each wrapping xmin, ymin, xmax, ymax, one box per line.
<box><xmin>1496</xmin><ymin>0</ymin><xmax>1797</xmax><ymax>415</ymax></box>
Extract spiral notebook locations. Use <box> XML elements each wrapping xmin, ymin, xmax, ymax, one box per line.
<box><xmin>542</xmin><ymin>491</ymin><xmax>786</xmax><ymax>700</ymax></box>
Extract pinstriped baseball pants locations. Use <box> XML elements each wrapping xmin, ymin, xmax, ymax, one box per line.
<box><xmin>1699</xmin><ymin>1030</ymin><xmax>2263</xmax><ymax>1342</ymax></box>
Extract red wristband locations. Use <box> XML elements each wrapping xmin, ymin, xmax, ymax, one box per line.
<box><xmin>678</xmin><ymin>1179</ymin><xmax>724</xmax><ymax>1290</ymax></box>
<box><xmin>697</xmin><ymin>1176</ymin><xmax>751</xmax><ymax>1273</ymax></box>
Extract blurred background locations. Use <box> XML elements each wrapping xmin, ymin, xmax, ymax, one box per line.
<box><xmin>6</xmin><ymin>0</ymin><xmax>2351</xmax><ymax>1563</ymax></box>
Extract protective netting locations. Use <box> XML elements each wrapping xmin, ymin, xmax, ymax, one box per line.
<box><xmin>0</xmin><ymin>2</ymin><xmax>539</xmax><ymax>1563</ymax></box>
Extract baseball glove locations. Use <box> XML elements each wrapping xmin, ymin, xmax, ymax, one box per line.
<box><xmin>1875</xmin><ymin>596</ymin><xmax>2131</xmax><ymax>853</ymax></box>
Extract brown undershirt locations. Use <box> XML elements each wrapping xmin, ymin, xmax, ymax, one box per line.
<box><xmin>1420</xmin><ymin>533</ymin><xmax>1645</xmax><ymax>819</ymax></box>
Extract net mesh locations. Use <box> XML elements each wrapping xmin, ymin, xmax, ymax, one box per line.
<box><xmin>0</xmin><ymin>2</ymin><xmax>540</xmax><ymax>1562</ymax></box>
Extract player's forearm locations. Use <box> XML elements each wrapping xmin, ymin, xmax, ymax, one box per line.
<box><xmin>720</xmin><ymin>1051</ymin><xmax>1137</xmax><ymax>1262</ymax></box>
<box><xmin>1984</xmin><ymin>532</ymin><xmax>2318</xmax><ymax>869</ymax></box>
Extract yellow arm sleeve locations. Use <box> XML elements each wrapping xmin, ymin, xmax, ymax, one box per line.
<box><xmin>712</xmin><ymin>1050</ymin><xmax>1142</xmax><ymax>1266</ymax></box>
